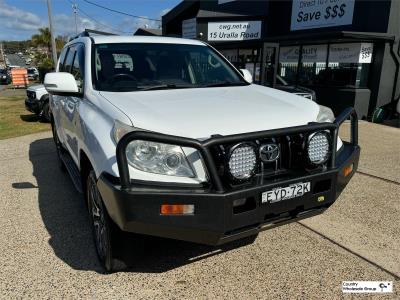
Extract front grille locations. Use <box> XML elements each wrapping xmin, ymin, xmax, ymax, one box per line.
<box><xmin>210</xmin><ymin>133</ymin><xmax>326</xmax><ymax>188</ymax></box>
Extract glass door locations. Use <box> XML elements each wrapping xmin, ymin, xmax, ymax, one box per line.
<box><xmin>262</xmin><ymin>43</ymin><xmax>279</xmax><ymax>87</ymax></box>
<box><xmin>238</xmin><ymin>48</ymin><xmax>261</xmax><ymax>84</ymax></box>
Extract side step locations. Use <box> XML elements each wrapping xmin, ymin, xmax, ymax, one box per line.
<box><xmin>59</xmin><ymin>150</ymin><xmax>83</xmax><ymax>194</ymax></box>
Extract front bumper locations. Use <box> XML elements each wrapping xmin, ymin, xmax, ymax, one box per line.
<box><xmin>98</xmin><ymin>144</ymin><xmax>359</xmax><ymax>245</ymax></box>
<box><xmin>25</xmin><ymin>98</ymin><xmax>41</xmax><ymax>114</ymax></box>
<box><xmin>97</xmin><ymin>108</ymin><xmax>360</xmax><ymax>246</ymax></box>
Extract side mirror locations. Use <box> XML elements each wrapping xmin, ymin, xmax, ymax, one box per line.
<box><xmin>240</xmin><ymin>69</ymin><xmax>253</xmax><ymax>84</ymax></box>
<box><xmin>44</xmin><ymin>72</ymin><xmax>80</xmax><ymax>96</ymax></box>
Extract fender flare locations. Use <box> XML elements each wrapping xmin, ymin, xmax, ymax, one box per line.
<box><xmin>39</xmin><ymin>94</ymin><xmax>49</xmax><ymax>103</ymax></box>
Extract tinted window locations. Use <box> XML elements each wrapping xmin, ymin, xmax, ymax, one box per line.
<box><xmin>93</xmin><ymin>43</ymin><xmax>246</xmax><ymax>92</ymax></box>
<box><xmin>62</xmin><ymin>47</ymin><xmax>75</xmax><ymax>73</ymax></box>
<box><xmin>71</xmin><ymin>44</ymin><xmax>85</xmax><ymax>91</ymax></box>
<box><xmin>58</xmin><ymin>47</ymin><xmax>69</xmax><ymax>71</ymax></box>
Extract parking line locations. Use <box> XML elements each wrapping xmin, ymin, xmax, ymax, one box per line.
<box><xmin>297</xmin><ymin>222</ymin><xmax>400</xmax><ymax>280</ymax></box>
<box><xmin>356</xmin><ymin>171</ymin><xmax>400</xmax><ymax>185</ymax></box>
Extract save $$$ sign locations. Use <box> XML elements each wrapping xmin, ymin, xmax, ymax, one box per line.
<box><xmin>291</xmin><ymin>0</ymin><xmax>355</xmax><ymax>31</ymax></box>
<box><xmin>208</xmin><ymin>21</ymin><xmax>262</xmax><ymax>41</ymax></box>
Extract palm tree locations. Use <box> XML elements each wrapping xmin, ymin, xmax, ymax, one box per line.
<box><xmin>31</xmin><ymin>28</ymin><xmax>52</xmax><ymax>57</ymax></box>
<box><xmin>55</xmin><ymin>36</ymin><xmax>68</xmax><ymax>54</ymax></box>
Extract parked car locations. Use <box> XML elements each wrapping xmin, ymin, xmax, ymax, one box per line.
<box><xmin>275</xmin><ymin>75</ymin><xmax>316</xmax><ymax>101</ymax></box>
<box><xmin>27</xmin><ymin>68</ymin><xmax>39</xmax><ymax>81</ymax></box>
<box><xmin>25</xmin><ymin>84</ymin><xmax>50</xmax><ymax>121</ymax></box>
<box><xmin>0</xmin><ymin>69</ymin><xmax>11</xmax><ymax>84</ymax></box>
<box><xmin>44</xmin><ymin>34</ymin><xmax>360</xmax><ymax>272</ymax></box>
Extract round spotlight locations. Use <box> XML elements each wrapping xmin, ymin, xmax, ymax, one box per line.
<box><xmin>228</xmin><ymin>143</ymin><xmax>257</xmax><ymax>180</ymax></box>
<box><xmin>307</xmin><ymin>132</ymin><xmax>330</xmax><ymax>164</ymax></box>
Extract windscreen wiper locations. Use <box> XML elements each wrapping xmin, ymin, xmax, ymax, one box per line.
<box><xmin>138</xmin><ymin>84</ymin><xmax>194</xmax><ymax>91</ymax></box>
<box><xmin>202</xmin><ymin>81</ymin><xmax>249</xmax><ymax>88</ymax></box>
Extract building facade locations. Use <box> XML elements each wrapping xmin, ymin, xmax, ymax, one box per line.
<box><xmin>163</xmin><ymin>0</ymin><xmax>400</xmax><ymax>119</ymax></box>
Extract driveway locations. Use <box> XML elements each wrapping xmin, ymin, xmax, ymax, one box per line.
<box><xmin>0</xmin><ymin>122</ymin><xmax>399</xmax><ymax>298</ymax></box>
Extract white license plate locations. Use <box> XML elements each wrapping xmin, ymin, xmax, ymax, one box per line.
<box><xmin>262</xmin><ymin>182</ymin><xmax>311</xmax><ymax>204</ymax></box>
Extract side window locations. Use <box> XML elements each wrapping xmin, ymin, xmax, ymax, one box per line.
<box><xmin>58</xmin><ymin>47</ymin><xmax>68</xmax><ymax>71</ymax></box>
<box><xmin>71</xmin><ymin>44</ymin><xmax>85</xmax><ymax>92</ymax></box>
<box><xmin>63</xmin><ymin>47</ymin><xmax>75</xmax><ymax>73</ymax></box>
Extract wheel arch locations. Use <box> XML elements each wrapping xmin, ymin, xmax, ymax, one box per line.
<box><xmin>39</xmin><ymin>94</ymin><xmax>49</xmax><ymax>102</ymax></box>
<box><xmin>80</xmin><ymin>149</ymin><xmax>95</xmax><ymax>199</ymax></box>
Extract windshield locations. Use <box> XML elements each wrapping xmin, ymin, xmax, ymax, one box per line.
<box><xmin>93</xmin><ymin>43</ymin><xmax>247</xmax><ymax>92</ymax></box>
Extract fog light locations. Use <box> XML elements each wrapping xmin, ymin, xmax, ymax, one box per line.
<box><xmin>228</xmin><ymin>143</ymin><xmax>257</xmax><ymax>180</ymax></box>
<box><xmin>233</xmin><ymin>198</ymin><xmax>246</xmax><ymax>207</ymax></box>
<box><xmin>307</xmin><ymin>132</ymin><xmax>330</xmax><ymax>164</ymax></box>
<box><xmin>160</xmin><ymin>204</ymin><xmax>194</xmax><ymax>215</ymax></box>
<box><xmin>343</xmin><ymin>163</ymin><xmax>354</xmax><ymax>177</ymax></box>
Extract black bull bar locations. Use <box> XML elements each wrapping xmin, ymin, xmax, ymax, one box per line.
<box><xmin>116</xmin><ymin>107</ymin><xmax>358</xmax><ymax>192</ymax></box>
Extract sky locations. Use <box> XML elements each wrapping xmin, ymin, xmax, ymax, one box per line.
<box><xmin>0</xmin><ymin>0</ymin><xmax>181</xmax><ymax>41</ymax></box>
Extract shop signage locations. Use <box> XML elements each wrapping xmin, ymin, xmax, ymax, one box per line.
<box><xmin>208</xmin><ymin>21</ymin><xmax>262</xmax><ymax>41</ymax></box>
<box><xmin>329</xmin><ymin>43</ymin><xmax>374</xmax><ymax>63</ymax></box>
<box><xmin>182</xmin><ymin>18</ymin><xmax>197</xmax><ymax>39</ymax></box>
<box><xmin>279</xmin><ymin>46</ymin><xmax>300</xmax><ymax>63</ymax></box>
<box><xmin>291</xmin><ymin>0</ymin><xmax>355</xmax><ymax>31</ymax></box>
<box><xmin>302</xmin><ymin>44</ymin><xmax>327</xmax><ymax>62</ymax></box>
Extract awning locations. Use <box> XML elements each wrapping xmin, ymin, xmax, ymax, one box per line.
<box><xmin>266</xmin><ymin>31</ymin><xmax>396</xmax><ymax>45</ymax></box>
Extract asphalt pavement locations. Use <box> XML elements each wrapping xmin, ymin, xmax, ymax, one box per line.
<box><xmin>6</xmin><ymin>53</ymin><xmax>27</xmax><ymax>67</ymax></box>
<box><xmin>0</xmin><ymin>122</ymin><xmax>399</xmax><ymax>299</ymax></box>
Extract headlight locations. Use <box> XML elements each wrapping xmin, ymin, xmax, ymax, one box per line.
<box><xmin>317</xmin><ymin>105</ymin><xmax>335</xmax><ymax>123</ymax></box>
<box><xmin>27</xmin><ymin>91</ymin><xmax>36</xmax><ymax>99</ymax></box>
<box><xmin>126</xmin><ymin>140</ymin><xmax>195</xmax><ymax>177</ymax></box>
<box><xmin>228</xmin><ymin>143</ymin><xmax>257</xmax><ymax>180</ymax></box>
<box><xmin>307</xmin><ymin>132</ymin><xmax>330</xmax><ymax>165</ymax></box>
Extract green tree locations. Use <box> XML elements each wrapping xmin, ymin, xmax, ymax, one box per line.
<box><xmin>30</xmin><ymin>28</ymin><xmax>67</xmax><ymax>69</ymax></box>
<box><xmin>31</xmin><ymin>27</ymin><xmax>52</xmax><ymax>57</ymax></box>
<box><xmin>55</xmin><ymin>35</ymin><xmax>68</xmax><ymax>54</ymax></box>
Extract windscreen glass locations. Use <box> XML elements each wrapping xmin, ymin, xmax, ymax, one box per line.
<box><xmin>93</xmin><ymin>43</ymin><xmax>246</xmax><ymax>92</ymax></box>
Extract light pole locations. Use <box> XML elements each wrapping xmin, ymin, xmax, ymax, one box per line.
<box><xmin>46</xmin><ymin>0</ymin><xmax>58</xmax><ymax>69</ymax></box>
<box><xmin>72</xmin><ymin>3</ymin><xmax>78</xmax><ymax>34</ymax></box>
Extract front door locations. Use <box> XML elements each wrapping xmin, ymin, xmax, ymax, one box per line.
<box><xmin>59</xmin><ymin>44</ymin><xmax>85</xmax><ymax>164</ymax></box>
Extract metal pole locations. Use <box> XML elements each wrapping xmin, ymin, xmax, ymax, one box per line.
<box><xmin>46</xmin><ymin>0</ymin><xmax>58</xmax><ymax>69</ymax></box>
<box><xmin>0</xmin><ymin>43</ymin><xmax>5</xmax><ymax>67</ymax></box>
<box><xmin>73</xmin><ymin>3</ymin><xmax>78</xmax><ymax>34</ymax></box>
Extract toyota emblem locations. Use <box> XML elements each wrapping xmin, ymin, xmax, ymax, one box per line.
<box><xmin>260</xmin><ymin>144</ymin><xmax>280</xmax><ymax>163</ymax></box>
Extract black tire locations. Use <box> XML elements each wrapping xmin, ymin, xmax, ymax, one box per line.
<box><xmin>41</xmin><ymin>101</ymin><xmax>50</xmax><ymax>122</ymax></box>
<box><xmin>51</xmin><ymin>120</ymin><xmax>66</xmax><ymax>172</ymax></box>
<box><xmin>87</xmin><ymin>171</ymin><xmax>116</xmax><ymax>272</ymax></box>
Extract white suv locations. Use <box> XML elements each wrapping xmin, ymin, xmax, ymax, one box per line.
<box><xmin>45</xmin><ymin>33</ymin><xmax>360</xmax><ymax>272</ymax></box>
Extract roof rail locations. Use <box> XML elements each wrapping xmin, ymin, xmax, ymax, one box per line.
<box><xmin>68</xmin><ymin>29</ymin><xmax>116</xmax><ymax>42</ymax></box>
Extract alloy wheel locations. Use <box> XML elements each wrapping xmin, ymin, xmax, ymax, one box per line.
<box><xmin>88</xmin><ymin>177</ymin><xmax>107</xmax><ymax>260</ymax></box>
